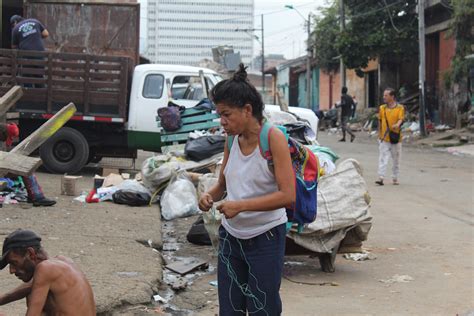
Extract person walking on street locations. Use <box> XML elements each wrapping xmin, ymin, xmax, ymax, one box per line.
<box><xmin>199</xmin><ymin>64</ymin><xmax>295</xmax><ymax>316</ymax></box>
<box><xmin>338</xmin><ymin>87</ymin><xmax>356</xmax><ymax>142</ymax></box>
<box><xmin>376</xmin><ymin>88</ymin><xmax>405</xmax><ymax>186</ymax></box>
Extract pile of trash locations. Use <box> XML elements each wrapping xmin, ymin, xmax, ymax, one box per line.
<box><xmin>0</xmin><ymin>177</ymin><xmax>28</xmax><ymax>206</ymax></box>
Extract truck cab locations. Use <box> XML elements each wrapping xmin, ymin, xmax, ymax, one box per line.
<box><xmin>126</xmin><ymin>64</ymin><xmax>222</xmax><ymax>152</ymax></box>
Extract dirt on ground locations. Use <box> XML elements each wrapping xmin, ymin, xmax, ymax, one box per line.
<box><xmin>0</xmin><ymin>169</ymin><xmax>163</xmax><ymax>315</ymax></box>
<box><xmin>0</xmin><ymin>129</ymin><xmax>472</xmax><ymax>315</ymax></box>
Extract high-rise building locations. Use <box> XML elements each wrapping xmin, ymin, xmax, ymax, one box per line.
<box><xmin>146</xmin><ymin>0</ymin><xmax>254</xmax><ymax>66</ymax></box>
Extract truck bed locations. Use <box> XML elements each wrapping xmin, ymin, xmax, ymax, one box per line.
<box><xmin>0</xmin><ymin>49</ymin><xmax>129</xmax><ymax>119</ymax></box>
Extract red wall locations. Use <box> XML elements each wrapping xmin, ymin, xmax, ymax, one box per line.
<box><xmin>319</xmin><ymin>71</ymin><xmax>340</xmax><ymax>110</ymax></box>
<box><xmin>439</xmin><ymin>30</ymin><xmax>456</xmax><ymax>75</ymax></box>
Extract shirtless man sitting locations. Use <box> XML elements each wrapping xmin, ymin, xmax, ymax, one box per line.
<box><xmin>0</xmin><ymin>229</ymin><xmax>95</xmax><ymax>315</ymax></box>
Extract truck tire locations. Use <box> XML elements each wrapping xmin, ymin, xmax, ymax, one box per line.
<box><xmin>39</xmin><ymin>127</ymin><xmax>89</xmax><ymax>174</ymax></box>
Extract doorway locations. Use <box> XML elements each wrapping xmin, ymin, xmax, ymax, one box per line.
<box><xmin>367</xmin><ymin>70</ymin><xmax>378</xmax><ymax>108</ymax></box>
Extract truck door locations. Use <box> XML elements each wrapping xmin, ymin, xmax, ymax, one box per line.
<box><xmin>169</xmin><ymin>74</ymin><xmax>215</xmax><ymax>108</ymax></box>
<box><xmin>128</xmin><ymin>71</ymin><xmax>166</xmax><ymax>133</ymax></box>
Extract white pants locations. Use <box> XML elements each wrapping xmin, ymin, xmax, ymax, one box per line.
<box><xmin>378</xmin><ymin>140</ymin><xmax>402</xmax><ymax>180</ymax></box>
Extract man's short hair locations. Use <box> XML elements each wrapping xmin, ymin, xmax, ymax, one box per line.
<box><xmin>385</xmin><ymin>88</ymin><xmax>396</xmax><ymax>97</ymax></box>
<box><xmin>10</xmin><ymin>15</ymin><xmax>23</xmax><ymax>25</ymax></box>
<box><xmin>341</xmin><ymin>87</ymin><xmax>348</xmax><ymax>94</ymax></box>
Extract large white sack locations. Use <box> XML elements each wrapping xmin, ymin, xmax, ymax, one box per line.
<box><xmin>287</xmin><ymin>159</ymin><xmax>372</xmax><ymax>253</ymax></box>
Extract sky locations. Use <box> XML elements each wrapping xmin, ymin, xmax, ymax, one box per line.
<box><xmin>254</xmin><ymin>0</ymin><xmax>328</xmax><ymax>59</ymax></box>
<box><xmin>137</xmin><ymin>0</ymin><xmax>329</xmax><ymax>61</ymax></box>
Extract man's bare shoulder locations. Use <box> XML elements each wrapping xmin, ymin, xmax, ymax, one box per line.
<box><xmin>35</xmin><ymin>257</ymin><xmax>76</xmax><ymax>277</ymax></box>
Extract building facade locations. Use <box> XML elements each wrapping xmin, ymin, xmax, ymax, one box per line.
<box><xmin>146</xmin><ymin>0</ymin><xmax>254</xmax><ymax>66</ymax></box>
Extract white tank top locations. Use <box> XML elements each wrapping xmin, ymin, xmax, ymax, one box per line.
<box><xmin>222</xmin><ymin>136</ymin><xmax>287</xmax><ymax>239</ymax></box>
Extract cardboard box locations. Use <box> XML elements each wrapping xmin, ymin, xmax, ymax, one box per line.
<box><xmin>61</xmin><ymin>175</ymin><xmax>82</xmax><ymax>196</ymax></box>
<box><xmin>102</xmin><ymin>168</ymin><xmax>120</xmax><ymax>177</ymax></box>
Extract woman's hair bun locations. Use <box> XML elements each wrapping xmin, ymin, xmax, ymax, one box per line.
<box><xmin>233</xmin><ymin>63</ymin><xmax>248</xmax><ymax>81</ymax></box>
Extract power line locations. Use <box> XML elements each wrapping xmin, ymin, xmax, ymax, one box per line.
<box><xmin>209</xmin><ymin>1</ymin><xmax>317</xmax><ymax>23</ymax></box>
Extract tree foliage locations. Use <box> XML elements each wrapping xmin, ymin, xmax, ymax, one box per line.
<box><xmin>313</xmin><ymin>4</ymin><xmax>340</xmax><ymax>73</ymax></box>
<box><xmin>312</xmin><ymin>0</ymin><xmax>418</xmax><ymax>75</ymax></box>
<box><xmin>443</xmin><ymin>0</ymin><xmax>474</xmax><ymax>87</ymax></box>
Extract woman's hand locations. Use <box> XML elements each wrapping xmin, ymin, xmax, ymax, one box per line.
<box><xmin>199</xmin><ymin>193</ymin><xmax>214</xmax><ymax>212</ymax></box>
<box><xmin>217</xmin><ymin>201</ymin><xmax>242</xmax><ymax>219</ymax></box>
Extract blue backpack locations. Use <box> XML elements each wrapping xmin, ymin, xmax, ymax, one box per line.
<box><xmin>227</xmin><ymin>122</ymin><xmax>319</xmax><ymax>232</ymax></box>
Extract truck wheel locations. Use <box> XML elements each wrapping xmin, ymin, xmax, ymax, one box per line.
<box><xmin>39</xmin><ymin>127</ymin><xmax>89</xmax><ymax>174</ymax></box>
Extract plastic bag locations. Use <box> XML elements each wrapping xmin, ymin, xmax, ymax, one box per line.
<box><xmin>141</xmin><ymin>155</ymin><xmax>180</xmax><ymax>191</ymax></box>
<box><xmin>116</xmin><ymin>180</ymin><xmax>151</xmax><ymax>195</ymax></box>
<box><xmin>112</xmin><ymin>190</ymin><xmax>151</xmax><ymax>207</ymax></box>
<box><xmin>185</xmin><ymin>136</ymin><xmax>226</xmax><ymax>161</ymax></box>
<box><xmin>160</xmin><ymin>172</ymin><xmax>199</xmax><ymax>220</ymax></box>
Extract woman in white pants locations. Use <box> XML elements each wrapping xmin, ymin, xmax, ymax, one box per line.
<box><xmin>376</xmin><ymin>88</ymin><xmax>405</xmax><ymax>186</ymax></box>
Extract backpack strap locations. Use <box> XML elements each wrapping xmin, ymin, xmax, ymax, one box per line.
<box><xmin>258</xmin><ymin>121</ymin><xmax>274</xmax><ymax>161</ymax></box>
<box><xmin>227</xmin><ymin>121</ymin><xmax>289</xmax><ymax>158</ymax></box>
<box><xmin>258</xmin><ymin>122</ymin><xmax>289</xmax><ymax>161</ymax></box>
<box><xmin>226</xmin><ymin>135</ymin><xmax>234</xmax><ymax>152</ymax></box>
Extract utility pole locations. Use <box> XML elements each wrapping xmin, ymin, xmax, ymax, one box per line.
<box><xmin>261</xmin><ymin>14</ymin><xmax>265</xmax><ymax>95</ymax></box>
<box><xmin>235</xmin><ymin>16</ymin><xmax>265</xmax><ymax>96</ymax></box>
<box><xmin>339</xmin><ymin>0</ymin><xmax>346</xmax><ymax>88</ymax></box>
<box><xmin>306</xmin><ymin>13</ymin><xmax>312</xmax><ymax>109</ymax></box>
<box><xmin>418</xmin><ymin>0</ymin><xmax>427</xmax><ymax>136</ymax></box>
<box><xmin>284</xmin><ymin>5</ymin><xmax>312</xmax><ymax>109</ymax></box>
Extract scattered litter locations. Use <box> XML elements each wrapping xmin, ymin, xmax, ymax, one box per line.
<box><xmin>343</xmin><ymin>252</ymin><xmax>377</xmax><ymax>261</ymax></box>
<box><xmin>96</xmin><ymin>186</ymin><xmax>118</xmax><ymax>201</ymax></box>
<box><xmin>165</xmin><ymin>257</ymin><xmax>208</xmax><ymax>276</ymax></box>
<box><xmin>162</xmin><ymin>243</ymin><xmax>180</xmax><ymax>252</ymax></box>
<box><xmin>387</xmin><ymin>248</ymin><xmax>397</xmax><ymax>251</ymax></box>
<box><xmin>434</xmin><ymin>124</ymin><xmax>451</xmax><ymax>131</ymax></box>
<box><xmin>209</xmin><ymin>280</ymin><xmax>218</xmax><ymax>287</ymax></box>
<box><xmin>402</xmin><ymin>121</ymin><xmax>420</xmax><ymax>132</ymax></box>
<box><xmin>153</xmin><ymin>294</ymin><xmax>168</xmax><ymax>304</ymax></box>
<box><xmin>284</xmin><ymin>261</ymin><xmax>306</xmax><ymax>266</ymax></box>
<box><xmin>164</xmin><ymin>274</ymin><xmax>188</xmax><ymax>291</ymax></box>
<box><xmin>444</xmin><ymin>272</ymin><xmax>452</xmax><ymax>276</ymax></box>
<box><xmin>116</xmin><ymin>271</ymin><xmax>141</xmax><ymax>278</ymax></box>
<box><xmin>102</xmin><ymin>173</ymin><xmax>125</xmax><ymax>187</ymax></box>
<box><xmin>379</xmin><ymin>274</ymin><xmax>414</xmax><ymax>285</ymax></box>
<box><xmin>73</xmin><ymin>192</ymin><xmax>88</xmax><ymax>203</ymax></box>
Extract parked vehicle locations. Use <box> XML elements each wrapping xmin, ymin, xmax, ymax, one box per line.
<box><xmin>0</xmin><ymin>1</ymin><xmax>318</xmax><ymax>174</ymax></box>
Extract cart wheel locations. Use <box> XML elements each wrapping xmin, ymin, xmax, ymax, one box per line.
<box><xmin>319</xmin><ymin>244</ymin><xmax>339</xmax><ymax>273</ymax></box>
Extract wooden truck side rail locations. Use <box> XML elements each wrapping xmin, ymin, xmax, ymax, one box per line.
<box><xmin>0</xmin><ymin>49</ymin><xmax>129</xmax><ymax>119</ymax></box>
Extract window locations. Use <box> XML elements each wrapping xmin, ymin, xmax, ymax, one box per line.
<box><xmin>171</xmin><ymin>75</ymin><xmax>215</xmax><ymax>100</ymax></box>
<box><xmin>143</xmin><ymin>74</ymin><xmax>164</xmax><ymax>99</ymax></box>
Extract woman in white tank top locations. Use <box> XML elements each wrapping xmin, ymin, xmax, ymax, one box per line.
<box><xmin>199</xmin><ymin>64</ymin><xmax>295</xmax><ymax>316</ymax></box>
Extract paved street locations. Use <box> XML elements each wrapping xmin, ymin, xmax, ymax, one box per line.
<box><xmin>194</xmin><ymin>131</ymin><xmax>474</xmax><ymax>316</ymax></box>
<box><xmin>282</xmin><ymin>132</ymin><xmax>473</xmax><ymax>315</ymax></box>
<box><xmin>0</xmin><ymin>131</ymin><xmax>472</xmax><ymax>315</ymax></box>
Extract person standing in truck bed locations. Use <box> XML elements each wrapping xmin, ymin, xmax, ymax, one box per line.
<box><xmin>10</xmin><ymin>15</ymin><xmax>49</xmax><ymax>89</ymax></box>
<box><xmin>10</xmin><ymin>15</ymin><xmax>49</xmax><ymax>51</ymax></box>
